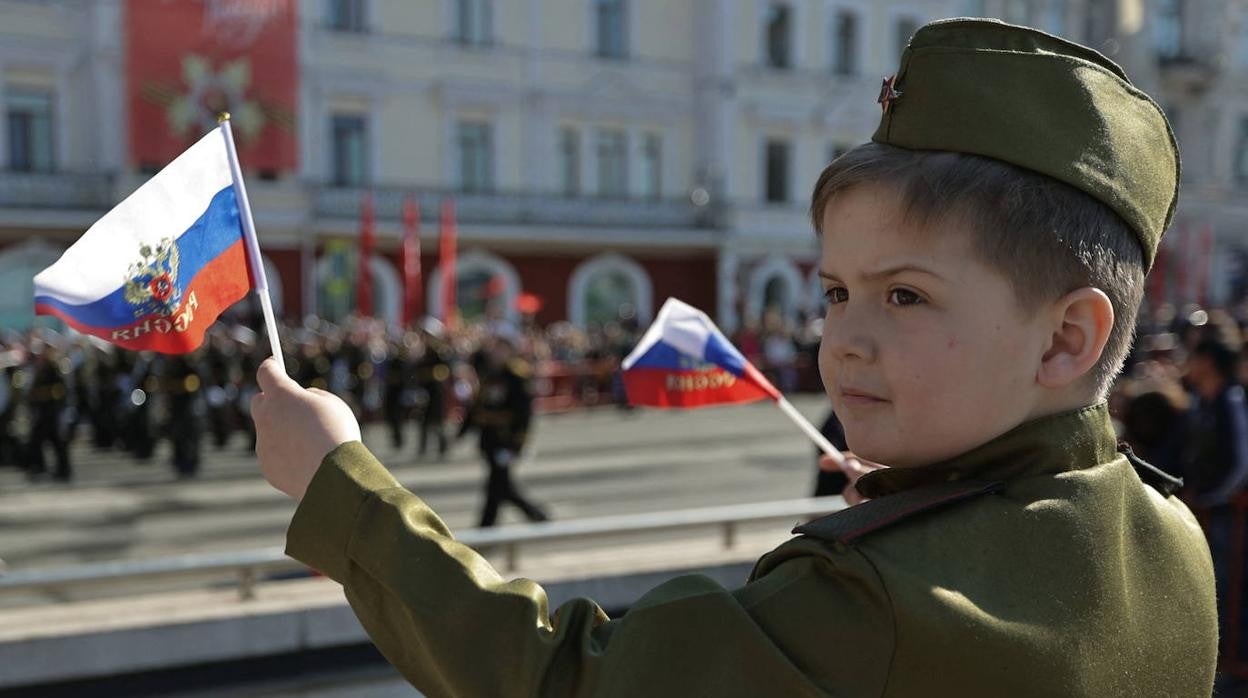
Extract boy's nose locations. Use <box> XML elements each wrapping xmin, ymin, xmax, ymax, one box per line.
<box><xmin>821</xmin><ymin>316</ymin><xmax>876</xmax><ymax>363</ymax></box>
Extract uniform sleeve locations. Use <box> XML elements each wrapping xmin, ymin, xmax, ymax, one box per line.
<box><xmin>286</xmin><ymin>442</ymin><xmax>894</xmax><ymax>698</ymax></box>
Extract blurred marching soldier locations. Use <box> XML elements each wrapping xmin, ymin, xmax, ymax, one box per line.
<box><xmin>24</xmin><ymin>345</ymin><xmax>72</xmax><ymax>482</ymax></box>
<box><xmin>414</xmin><ymin>328</ymin><xmax>452</xmax><ymax>460</ymax></box>
<box><xmin>459</xmin><ymin>334</ymin><xmax>549</xmax><ymax>527</ymax></box>
<box><xmin>203</xmin><ymin>333</ymin><xmax>237</xmax><ymax>449</ymax></box>
<box><xmin>0</xmin><ymin>349</ymin><xmax>21</xmax><ymax>467</ymax></box>
<box><xmin>382</xmin><ymin>338</ymin><xmax>412</xmax><ymax>450</ymax></box>
<box><xmin>121</xmin><ymin>351</ymin><xmax>157</xmax><ymax>461</ymax></box>
<box><xmin>163</xmin><ymin>353</ymin><xmax>205</xmax><ymax>478</ymax></box>
<box><xmin>90</xmin><ymin>347</ymin><xmax>123</xmax><ymax>449</ymax></box>
<box><xmin>237</xmin><ymin>344</ymin><xmax>262</xmax><ymax>453</ymax></box>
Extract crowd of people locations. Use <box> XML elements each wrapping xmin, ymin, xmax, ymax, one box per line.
<box><xmin>0</xmin><ymin>308</ymin><xmax>641</xmax><ymax>483</ymax></box>
<box><xmin>0</xmin><ymin>302</ymin><xmax>839</xmax><ymax>486</ymax></box>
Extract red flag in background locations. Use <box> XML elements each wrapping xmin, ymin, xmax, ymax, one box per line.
<box><xmin>400</xmin><ymin>195</ymin><xmax>422</xmax><ymax>327</ymax></box>
<box><xmin>439</xmin><ymin>198</ymin><xmax>458</xmax><ymax>326</ymax></box>
<box><xmin>356</xmin><ymin>192</ymin><xmax>375</xmax><ymax>317</ymax></box>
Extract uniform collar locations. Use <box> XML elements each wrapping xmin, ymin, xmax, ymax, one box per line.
<box><xmin>855</xmin><ymin>402</ymin><xmax>1118</xmax><ymax>499</ymax></box>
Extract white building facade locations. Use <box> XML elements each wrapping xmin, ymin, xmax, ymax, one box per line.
<box><xmin>0</xmin><ymin>0</ymin><xmax>1239</xmax><ymax>332</ymax></box>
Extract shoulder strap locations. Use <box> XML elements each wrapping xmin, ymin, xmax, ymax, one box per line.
<box><xmin>1116</xmin><ymin>442</ymin><xmax>1183</xmax><ymax>497</ymax></box>
<box><xmin>794</xmin><ymin>479</ymin><xmax>1003</xmax><ymax>545</ymax></box>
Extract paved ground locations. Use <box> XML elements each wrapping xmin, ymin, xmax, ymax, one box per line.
<box><xmin>0</xmin><ymin>395</ymin><xmax>833</xmax><ymax>572</ymax></box>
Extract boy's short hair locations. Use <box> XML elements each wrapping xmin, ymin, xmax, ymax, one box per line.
<box><xmin>810</xmin><ymin>142</ymin><xmax>1144</xmax><ymax>397</ymax></box>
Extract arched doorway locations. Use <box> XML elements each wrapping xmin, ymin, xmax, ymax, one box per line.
<box><xmin>745</xmin><ymin>255</ymin><xmax>804</xmax><ymax>324</ymax></box>
<box><xmin>568</xmin><ymin>253</ymin><xmax>653</xmax><ymax>328</ymax></box>
<box><xmin>427</xmin><ymin>249</ymin><xmax>521</xmax><ymax>324</ymax></box>
<box><xmin>314</xmin><ymin>242</ymin><xmax>401</xmax><ymax>325</ymax></box>
<box><xmin>0</xmin><ymin>241</ymin><xmax>64</xmax><ymax>330</ymax></box>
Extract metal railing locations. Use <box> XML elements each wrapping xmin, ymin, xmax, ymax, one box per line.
<box><xmin>314</xmin><ymin>186</ymin><xmax>713</xmax><ymax>229</ymax></box>
<box><xmin>0</xmin><ymin>496</ymin><xmax>844</xmax><ymax>602</ymax></box>
<box><xmin>0</xmin><ymin>170</ymin><xmax>115</xmax><ymax>209</ymax></box>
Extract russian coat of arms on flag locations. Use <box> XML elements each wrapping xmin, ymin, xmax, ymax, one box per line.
<box><xmin>33</xmin><ymin>129</ymin><xmax>253</xmax><ymax>353</ymax></box>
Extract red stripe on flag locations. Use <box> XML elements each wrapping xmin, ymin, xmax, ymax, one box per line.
<box><xmin>36</xmin><ymin>239</ymin><xmax>250</xmax><ymax>354</ymax></box>
<box><xmin>623</xmin><ymin>367</ymin><xmax>775</xmax><ymax>408</ymax></box>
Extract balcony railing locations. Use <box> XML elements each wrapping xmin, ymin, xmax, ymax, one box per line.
<box><xmin>314</xmin><ymin>186</ymin><xmax>715</xmax><ymax>229</ymax></box>
<box><xmin>0</xmin><ymin>170</ymin><xmax>115</xmax><ymax>210</ymax></box>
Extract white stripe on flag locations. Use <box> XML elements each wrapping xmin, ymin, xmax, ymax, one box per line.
<box><xmin>33</xmin><ymin>130</ymin><xmax>233</xmax><ymax>306</ymax></box>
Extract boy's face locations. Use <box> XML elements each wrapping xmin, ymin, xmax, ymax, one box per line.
<box><xmin>817</xmin><ymin>183</ymin><xmax>1051</xmax><ymax>468</ymax></box>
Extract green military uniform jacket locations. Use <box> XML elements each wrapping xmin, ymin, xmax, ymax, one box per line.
<box><xmin>286</xmin><ymin>403</ymin><xmax>1217</xmax><ymax>696</ymax></box>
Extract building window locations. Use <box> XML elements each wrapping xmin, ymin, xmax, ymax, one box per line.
<box><xmin>895</xmin><ymin>16</ymin><xmax>919</xmax><ymax>57</ymax></box>
<box><xmin>457</xmin><ymin>120</ymin><xmax>494</xmax><ymax>193</ymax></box>
<box><xmin>1154</xmin><ymin>0</ymin><xmax>1183</xmax><ymax>60</ymax></box>
<box><xmin>559</xmin><ymin>127</ymin><xmax>580</xmax><ymax>196</ymax></box>
<box><xmin>457</xmin><ymin>0</ymin><xmax>493</xmax><ymax>45</ymax></box>
<box><xmin>764</xmin><ymin>3</ymin><xmax>793</xmax><ymax>69</ymax></box>
<box><xmin>7</xmin><ymin>90</ymin><xmax>54</xmax><ymax>173</ymax></box>
<box><xmin>831</xmin><ymin>11</ymin><xmax>859</xmax><ymax>76</ymax></box>
<box><xmin>1235</xmin><ymin>118</ymin><xmax>1248</xmax><ymax>186</ymax></box>
<box><xmin>327</xmin><ymin>0</ymin><xmax>367</xmax><ymax>32</ymax></box>
<box><xmin>597</xmin><ymin>129</ymin><xmax>628</xmax><ymax>197</ymax></box>
<box><xmin>765</xmin><ymin>139</ymin><xmax>790</xmax><ymax>203</ymax></box>
<box><xmin>1041</xmin><ymin>0</ymin><xmax>1067</xmax><ymax>36</ymax></box>
<box><xmin>595</xmin><ymin>0</ymin><xmax>628</xmax><ymax>59</ymax></box>
<box><xmin>642</xmin><ymin>133</ymin><xmax>661</xmax><ymax>199</ymax></box>
<box><xmin>330</xmin><ymin>114</ymin><xmax>368</xmax><ymax>186</ymax></box>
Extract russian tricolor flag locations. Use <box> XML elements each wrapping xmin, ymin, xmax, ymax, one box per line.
<box><xmin>622</xmin><ymin>297</ymin><xmax>781</xmax><ymax>408</ymax></box>
<box><xmin>33</xmin><ymin>129</ymin><xmax>252</xmax><ymax>354</ymax></box>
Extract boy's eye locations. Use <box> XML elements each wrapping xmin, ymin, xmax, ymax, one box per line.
<box><xmin>888</xmin><ymin>288</ymin><xmax>923</xmax><ymax>306</ymax></box>
<box><xmin>824</xmin><ymin>287</ymin><xmax>848</xmax><ymax>304</ymax></box>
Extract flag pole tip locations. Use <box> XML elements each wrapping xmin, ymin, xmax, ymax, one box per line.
<box><xmin>217</xmin><ymin>112</ymin><xmax>231</xmax><ymax>124</ymax></box>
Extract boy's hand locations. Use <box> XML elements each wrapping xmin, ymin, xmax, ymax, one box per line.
<box><xmin>820</xmin><ymin>452</ymin><xmax>887</xmax><ymax>506</ymax></box>
<box><xmin>251</xmin><ymin>358</ymin><xmax>361</xmax><ymax>502</ymax></box>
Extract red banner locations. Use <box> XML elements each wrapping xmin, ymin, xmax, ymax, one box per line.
<box><xmin>440</xmin><ymin>199</ymin><xmax>458</xmax><ymax>326</ymax></box>
<box><xmin>126</xmin><ymin>0</ymin><xmax>298</xmax><ymax>172</ymax></box>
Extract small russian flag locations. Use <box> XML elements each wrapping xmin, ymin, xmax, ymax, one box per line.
<box><xmin>623</xmin><ymin>297</ymin><xmax>845</xmax><ymax>466</ymax></box>
<box><xmin>33</xmin><ymin>128</ymin><xmax>252</xmax><ymax>354</ymax></box>
<box><xmin>621</xmin><ymin>297</ymin><xmax>781</xmax><ymax>408</ymax></box>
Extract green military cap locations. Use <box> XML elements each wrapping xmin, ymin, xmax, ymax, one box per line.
<box><xmin>872</xmin><ymin>18</ymin><xmax>1179</xmax><ymax>269</ymax></box>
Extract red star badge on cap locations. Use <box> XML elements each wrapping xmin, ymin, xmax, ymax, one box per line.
<box><xmin>878</xmin><ymin>74</ymin><xmax>901</xmax><ymax>113</ymax></box>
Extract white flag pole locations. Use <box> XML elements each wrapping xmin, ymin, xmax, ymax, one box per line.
<box><xmin>776</xmin><ymin>395</ymin><xmax>846</xmax><ymax>468</ymax></box>
<box><xmin>218</xmin><ymin>113</ymin><xmax>285</xmax><ymax>373</ymax></box>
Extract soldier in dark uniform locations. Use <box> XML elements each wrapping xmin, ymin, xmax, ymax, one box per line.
<box><xmin>0</xmin><ymin>341</ymin><xmax>21</xmax><ymax>467</ymax></box>
<box><xmin>89</xmin><ymin>346</ymin><xmax>122</xmax><ymax>450</ymax></box>
<box><xmin>203</xmin><ymin>332</ymin><xmax>237</xmax><ymax>449</ymax></box>
<box><xmin>413</xmin><ymin>332</ymin><xmax>452</xmax><ymax>460</ymax></box>
<box><xmin>459</xmin><ymin>334</ymin><xmax>548</xmax><ymax>527</ymax></box>
<box><xmin>381</xmin><ymin>337</ymin><xmax>411</xmax><ymax>450</ymax></box>
<box><xmin>121</xmin><ymin>351</ymin><xmax>157</xmax><ymax>461</ymax></box>
<box><xmin>251</xmin><ymin>20</ymin><xmax>1217</xmax><ymax>696</ymax></box>
<box><xmin>24</xmin><ymin>345</ymin><xmax>71</xmax><ymax>481</ymax></box>
<box><xmin>163</xmin><ymin>353</ymin><xmax>204</xmax><ymax>478</ymax></box>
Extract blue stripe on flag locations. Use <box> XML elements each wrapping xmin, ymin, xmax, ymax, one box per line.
<box><xmin>704</xmin><ymin>331</ymin><xmax>748</xmax><ymax>375</ymax></box>
<box><xmin>34</xmin><ymin>186</ymin><xmax>244</xmax><ymax>329</ymax></box>
<box><xmin>628</xmin><ymin>335</ymin><xmax>748</xmax><ymax>376</ymax></box>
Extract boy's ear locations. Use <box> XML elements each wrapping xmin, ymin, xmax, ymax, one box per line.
<box><xmin>1037</xmin><ymin>287</ymin><xmax>1115</xmax><ymax>390</ymax></box>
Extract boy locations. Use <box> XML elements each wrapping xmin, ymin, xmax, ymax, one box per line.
<box><xmin>250</xmin><ymin>18</ymin><xmax>1216</xmax><ymax>696</ymax></box>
